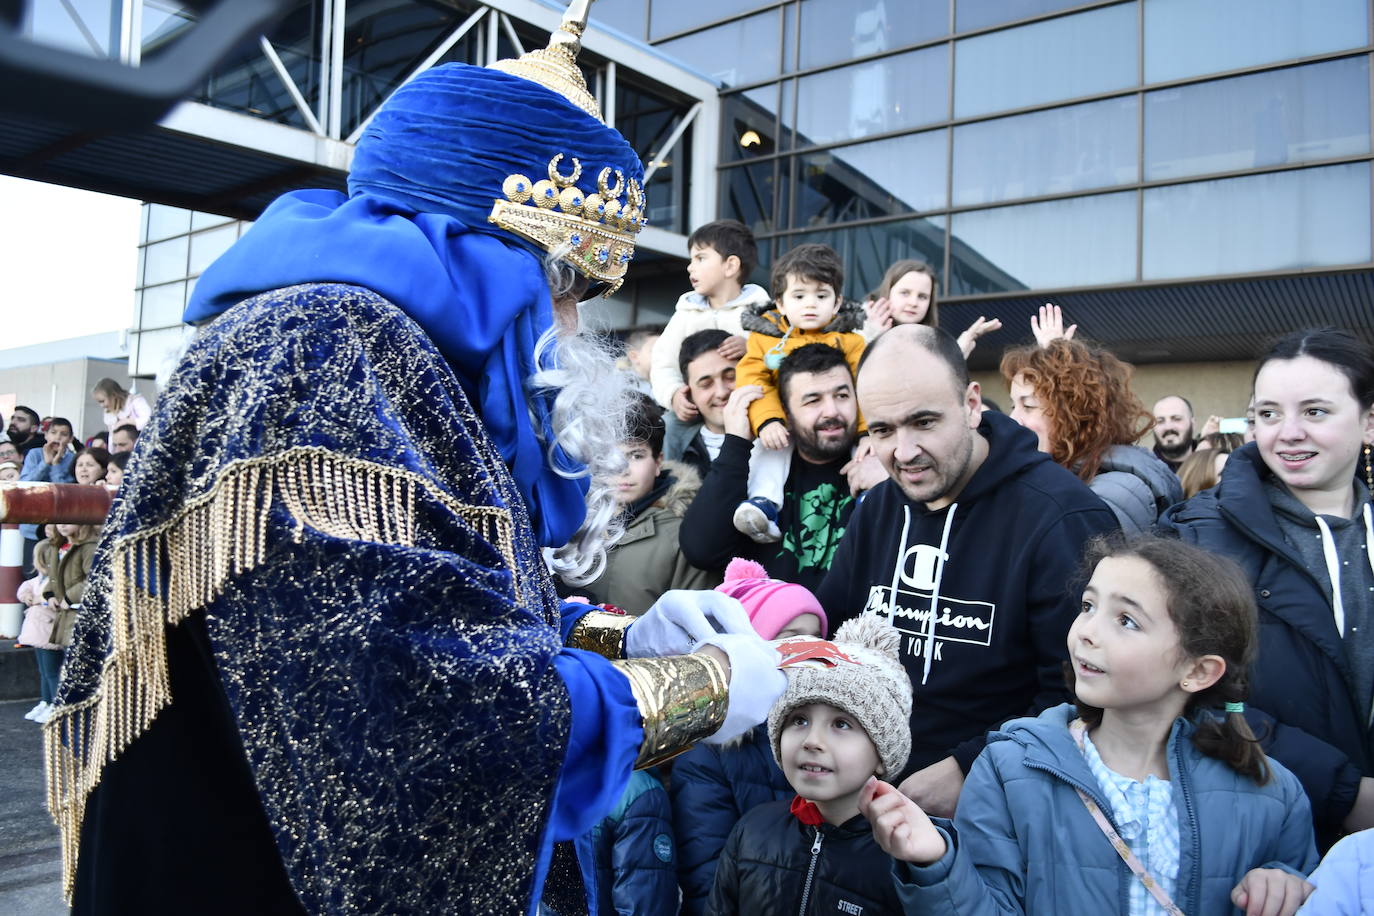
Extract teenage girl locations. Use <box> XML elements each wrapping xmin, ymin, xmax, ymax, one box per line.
<box><xmin>861</xmin><ymin>536</ymin><xmax>1318</xmax><ymax>915</ymax></box>
<box><xmin>1161</xmin><ymin>328</ymin><xmax>1374</xmax><ymax>843</ymax></box>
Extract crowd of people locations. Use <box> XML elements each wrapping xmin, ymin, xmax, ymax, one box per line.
<box><xmin>12</xmin><ymin>10</ymin><xmax>1374</xmax><ymax>913</ymax></box>
<box><xmin>571</xmin><ymin>215</ymin><xmax>1374</xmax><ymax>915</ymax></box>
<box><xmin>5</xmin><ymin>379</ymin><xmax>145</xmax><ymax>722</ymax></box>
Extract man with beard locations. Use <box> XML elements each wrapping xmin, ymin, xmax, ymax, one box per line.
<box><xmin>680</xmin><ymin>343</ymin><xmax>883</xmax><ymax>591</ymax></box>
<box><xmin>46</xmin><ymin>8</ymin><xmax>786</xmax><ymax>914</ymax></box>
<box><xmin>6</xmin><ymin>406</ymin><xmax>42</xmax><ymax>457</ymax></box>
<box><xmin>1152</xmin><ymin>394</ymin><xmax>1198</xmax><ymax>471</ymax></box>
<box><xmin>817</xmin><ymin>325</ymin><xmax>1118</xmax><ymax>817</ymax></box>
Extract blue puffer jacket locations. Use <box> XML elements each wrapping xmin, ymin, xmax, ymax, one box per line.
<box><xmin>575</xmin><ymin>770</ymin><xmax>678</xmax><ymax>916</ymax></box>
<box><xmin>669</xmin><ymin>724</ymin><xmax>792</xmax><ymax>916</ymax></box>
<box><xmin>894</xmin><ymin>704</ymin><xmax>1318</xmax><ymax>914</ymax></box>
<box><xmin>1159</xmin><ymin>443</ymin><xmax>1369</xmax><ymax>840</ymax></box>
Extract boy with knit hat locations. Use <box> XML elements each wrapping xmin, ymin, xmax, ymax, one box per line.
<box><xmin>672</xmin><ymin>556</ymin><xmax>827</xmax><ymax>915</ymax></box>
<box><xmin>707</xmin><ymin>617</ymin><xmax>912</xmax><ymax>915</ymax></box>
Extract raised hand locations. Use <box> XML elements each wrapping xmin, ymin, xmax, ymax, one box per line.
<box><xmin>956</xmin><ymin>316</ymin><xmax>1003</xmax><ymax>358</ymax></box>
<box><xmin>1030</xmin><ymin>303</ymin><xmax>1076</xmax><ymax>347</ymax></box>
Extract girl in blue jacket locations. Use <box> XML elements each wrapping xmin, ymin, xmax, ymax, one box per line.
<box><xmin>862</xmin><ymin>535</ymin><xmax>1320</xmax><ymax>915</ymax></box>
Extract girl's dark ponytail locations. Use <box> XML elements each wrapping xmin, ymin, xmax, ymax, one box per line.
<box><xmin>1189</xmin><ymin>701</ymin><xmax>1271</xmax><ymax>787</ymax></box>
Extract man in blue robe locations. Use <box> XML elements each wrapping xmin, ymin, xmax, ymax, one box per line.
<box><xmin>47</xmin><ymin>7</ymin><xmax>784</xmax><ymax>914</ymax></box>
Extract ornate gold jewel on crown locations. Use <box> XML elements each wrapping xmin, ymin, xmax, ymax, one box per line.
<box><xmin>490</xmin><ymin>154</ymin><xmax>647</xmax><ymax>294</ymax></box>
<box><xmin>484</xmin><ymin>2</ymin><xmax>646</xmax><ymax>293</ymax></box>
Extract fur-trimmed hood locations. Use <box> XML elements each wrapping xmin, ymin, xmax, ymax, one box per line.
<box><xmin>740</xmin><ymin>298</ymin><xmax>866</xmax><ymax>337</ymax></box>
<box><xmin>656</xmin><ymin>460</ymin><xmax>702</xmax><ymax>517</ymax></box>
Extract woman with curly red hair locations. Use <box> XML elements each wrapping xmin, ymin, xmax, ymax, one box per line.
<box><xmin>1001</xmin><ymin>337</ymin><xmax>1182</xmax><ymax>533</ymax></box>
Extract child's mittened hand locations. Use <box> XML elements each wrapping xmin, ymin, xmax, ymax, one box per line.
<box><xmin>1230</xmin><ymin>868</ymin><xmax>1314</xmax><ymax>916</ymax></box>
<box><xmin>759</xmin><ymin>423</ymin><xmax>790</xmax><ymax>450</ymax></box>
<box><xmin>859</xmin><ymin>776</ymin><xmax>947</xmax><ymax>866</ymax></box>
<box><xmin>717</xmin><ymin>335</ymin><xmax>747</xmax><ymax>361</ymax></box>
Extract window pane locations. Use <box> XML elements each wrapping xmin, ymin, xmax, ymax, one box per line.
<box><xmin>139</xmin><ymin>282</ymin><xmax>187</xmax><ymax>329</ymax></box>
<box><xmin>146</xmin><ymin>204</ymin><xmax>190</xmax><ymax>242</ymax></box>
<box><xmin>720</xmin><ymin>162</ymin><xmax>779</xmax><ymax>233</ymax></box>
<box><xmin>1144</xmin><ymin>0</ymin><xmax>1367</xmax><ymax>83</ymax></box>
<box><xmin>188</xmin><ymin>224</ymin><xmax>240</xmax><ymax>277</ymax></box>
<box><xmin>1145</xmin><ymin>57</ymin><xmax>1370</xmax><ymax>181</ymax></box>
<box><xmin>23</xmin><ymin>0</ymin><xmax>116</xmax><ymax>57</ymax></box>
<box><xmin>799</xmin><ymin>0</ymin><xmax>948</xmax><ymax>70</ymax></box>
<box><xmin>657</xmin><ymin>9</ymin><xmax>781</xmax><ymax>87</ymax></box>
<box><xmin>955</xmin><ymin>3</ymin><xmax>1136</xmax><ymax>118</ymax></box>
<box><xmin>957</xmin><ymin>0</ymin><xmax>1096</xmax><ymax>33</ymax></box>
<box><xmin>794</xmin><ymin>130</ymin><xmax>948</xmax><ymax>228</ymax></box>
<box><xmin>1143</xmin><ymin>164</ymin><xmax>1371</xmax><ymax>280</ymax></box>
<box><xmin>649</xmin><ymin>0</ymin><xmax>775</xmax><ymax>39</ymax></box>
<box><xmin>796</xmin><ymin>45</ymin><xmax>948</xmax><ymax>147</ymax></box>
<box><xmin>950</xmin><ymin>192</ymin><xmax>1136</xmax><ymax>293</ymax></box>
<box><xmin>786</xmin><ymin>215</ymin><xmax>948</xmax><ymax>300</ymax></box>
<box><xmin>143</xmin><ymin>236</ymin><xmax>189</xmax><ymax>286</ymax></box>
<box><xmin>722</xmin><ymin>88</ymin><xmax>781</xmax><ymax>163</ymax></box>
<box><xmin>953</xmin><ymin>95</ymin><xmax>1137</xmax><ymax>206</ymax></box>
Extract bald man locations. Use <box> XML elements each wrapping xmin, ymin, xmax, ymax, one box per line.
<box><xmin>816</xmin><ymin>325</ymin><xmax>1118</xmax><ymax>815</ymax></box>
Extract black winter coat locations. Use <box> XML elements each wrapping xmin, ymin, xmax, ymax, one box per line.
<box><xmin>670</xmin><ymin>725</ymin><xmax>792</xmax><ymax>916</ymax></box>
<box><xmin>1159</xmin><ymin>443</ymin><xmax>1368</xmax><ymax>842</ymax></box>
<box><xmin>707</xmin><ymin>800</ymin><xmax>904</xmax><ymax>916</ymax></box>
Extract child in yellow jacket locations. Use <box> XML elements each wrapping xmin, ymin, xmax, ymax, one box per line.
<box><xmin>733</xmin><ymin>243</ymin><xmax>867</xmax><ymax>543</ymax></box>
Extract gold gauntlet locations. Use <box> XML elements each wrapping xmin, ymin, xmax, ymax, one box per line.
<box><xmin>612</xmin><ymin>654</ymin><xmax>729</xmax><ymax>769</ymax></box>
<box><xmin>567</xmin><ymin>610</ymin><xmax>637</xmax><ymax>659</ymax></box>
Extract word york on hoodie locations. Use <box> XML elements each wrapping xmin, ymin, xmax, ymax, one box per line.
<box><xmin>815</xmin><ymin>411</ymin><xmax>1119</xmax><ymax>776</ymax></box>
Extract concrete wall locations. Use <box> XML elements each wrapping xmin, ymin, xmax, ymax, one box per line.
<box><xmin>973</xmin><ymin>359</ymin><xmax>1255</xmax><ymax>440</ymax></box>
<box><xmin>0</xmin><ymin>359</ymin><xmax>158</xmax><ymax>443</ymax></box>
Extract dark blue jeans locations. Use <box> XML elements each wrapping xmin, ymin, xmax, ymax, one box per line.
<box><xmin>35</xmin><ymin>647</ymin><xmax>64</xmax><ymax>704</ymax></box>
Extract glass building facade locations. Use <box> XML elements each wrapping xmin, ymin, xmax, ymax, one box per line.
<box><xmin>603</xmin><ymin>0</ymin><xmax>1373</xmax><ymax>310</ymax></box>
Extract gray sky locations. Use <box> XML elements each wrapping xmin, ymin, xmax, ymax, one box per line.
<box><xmin>1</xmin><ymin>175</ymin><xmax>141</xmax><ymax>350</ymax></box>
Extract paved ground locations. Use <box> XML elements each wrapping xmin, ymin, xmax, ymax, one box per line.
<box><xmin>0</xmin><ymin>698</ymin><xmax>67</xmax><ymax>915</ymax></box>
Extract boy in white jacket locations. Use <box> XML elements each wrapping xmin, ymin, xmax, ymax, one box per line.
<box><xmin>650</xmin><ymin>219</ymin><xmax>770</xmax><ymax>460</ymax></box>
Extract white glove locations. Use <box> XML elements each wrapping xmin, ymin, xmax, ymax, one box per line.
<box><xmin>698</xmin><ymin>632</ymin><xmax>786</xmax><ymax>745</ymax></box>
<box><xmin>624</xmin><ymin>590</ymin><xmax>755</xmax><ymax>658</ymax></box>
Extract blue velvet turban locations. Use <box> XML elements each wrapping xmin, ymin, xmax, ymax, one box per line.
<box><xmin>183</xmin><ymin>63</ymin><xmax>646</xmax><ymax>548</ymax></box>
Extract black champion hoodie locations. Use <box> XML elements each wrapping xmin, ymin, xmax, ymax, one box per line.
<box><xmin>816</xmin><ymin>411</ymin><xmax>1119</xmax><ymax>777</ymax></box>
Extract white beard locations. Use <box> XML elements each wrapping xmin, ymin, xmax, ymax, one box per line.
<box><xmin>529</xmin><ymin>322</ymin><xmax>635</xmax><ymax>585</ymax></box>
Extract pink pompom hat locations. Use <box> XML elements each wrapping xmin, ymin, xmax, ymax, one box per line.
<box><xmin>714</xmin><ymin>557</ymin><xmax>828</xmax><ymax>640</ymax></box>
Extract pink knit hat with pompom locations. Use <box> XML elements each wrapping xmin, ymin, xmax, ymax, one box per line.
<box><xmin>714</xmin><ymin>557</ymin><xmax>828</xmax><ymax>640</ymax></box>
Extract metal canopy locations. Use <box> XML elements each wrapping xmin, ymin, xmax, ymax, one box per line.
<box><xmin>946</xmin><ymin>268</ymin><xmax>1374</xmax><ymax>370</ymax></box>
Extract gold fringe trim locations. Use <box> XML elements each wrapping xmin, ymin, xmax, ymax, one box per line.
<box><xmin>44</xmin><ymin>446</ymin><xmax>517</xmax><ymax>901</ymax></box>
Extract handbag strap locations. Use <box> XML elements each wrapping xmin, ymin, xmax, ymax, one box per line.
<box><xmin>1069</xmin><ymin>719</ymin><xmax>1186</xmax><ymax>916</ymax></box>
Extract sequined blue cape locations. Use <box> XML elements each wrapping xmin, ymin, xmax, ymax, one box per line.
<box><xmin>57</xmin><ymin>283</ymin><xmax>641</xmax><ymax>913</ymax></box>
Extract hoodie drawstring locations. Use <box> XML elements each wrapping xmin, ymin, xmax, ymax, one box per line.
<box><xmin>1313</xmin><ymin>503</ymin><xmax>1374</xmax><ymax>638</ymax></box>
<box><xmin>923</xmin><ymin>504</ymin><xmax>958</xmax><ymax>686</ymax></box>
<box><xmin>886</xmin><ymin>506</ymin><xmax>912</xmax><ymax>624</ymax></box>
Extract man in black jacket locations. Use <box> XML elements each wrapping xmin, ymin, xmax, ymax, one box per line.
<box><xmin>817</xmin><ymin>325</ymin><xmax>1119</xmax><ymax>816</ymax></box>
<box><xmin>680</xmin><ymin>343</ymin><xmax>885</xmax><ymax>591</ymax></box>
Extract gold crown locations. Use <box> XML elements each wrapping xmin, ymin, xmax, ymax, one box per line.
<box><xmin>490</xmin><ymin>153</ymin><xmax>647</xmax><ymax>294</ymax></box>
